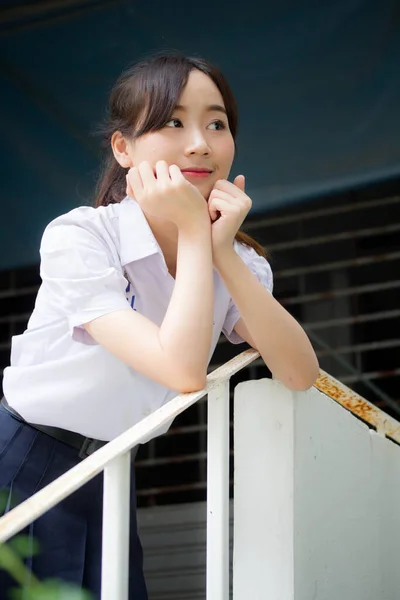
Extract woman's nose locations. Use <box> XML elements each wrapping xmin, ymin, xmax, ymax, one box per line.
<box><xmin>184</xmin><ymin>130</ymin><xmax>211</xmax><ymax>156</ymax></box>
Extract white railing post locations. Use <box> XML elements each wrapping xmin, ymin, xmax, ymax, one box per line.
<box><xmin>0</xmin><ymin>350</ymin><xmax>260</xmax><ymax>600</ymax></box>
<box><xmin>206</xmin><ymin>379</ymin><xmax>230</xmax><ymax>600</ymax></box>
<box><xmin>233</xmin><ymin>379</ymin><xmax>295</xmax><ymax>600</ymax></box>
<box><xmin>101</xmin><ymin>452</ymin><xmax>131</xmax><ymax>600</ymax></box>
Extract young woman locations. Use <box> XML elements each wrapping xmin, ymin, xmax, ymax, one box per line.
<box><xmin>0</xmin><ymin>53</ymin><xmax>319</xmax><ymax>598</ymax></box>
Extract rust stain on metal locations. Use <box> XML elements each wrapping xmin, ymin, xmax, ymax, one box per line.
<box><xmin>315</xmin><ymin>374</ymin><xmax>374</xmax><ymax>421</ymax></box>
<box><xmin>314</xmin><ymin>371</ymin><xmax>400</xmax><ymax>445</ymax></box>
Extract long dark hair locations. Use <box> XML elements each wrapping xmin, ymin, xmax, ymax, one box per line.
<box><xmin>94</xmin><ymin>53</ymin><xmax>266</xmax><ymax>258</ymax></box>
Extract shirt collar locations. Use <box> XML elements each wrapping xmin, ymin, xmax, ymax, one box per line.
<box><xmin>118</xmin><ymin>196</ymin><xmax>165</xmax><ymax>268</ymax></box>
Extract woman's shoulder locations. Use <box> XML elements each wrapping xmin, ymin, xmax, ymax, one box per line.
<box><xmin>233</xmin><ymin>239</ymin><xmax>268</xmax><ymax>263</ymax></box>
<box><xmin>233</xmin><ymin>239</ymin><xmax>273</xmax><ymax>291</ymax></box>
<box><xmin>44</xmin><ymin>202</ymin><xmax>120</xmax><ymax>232</ymax></box>
<box><xmin>40</xmin><ymin>202</ymin><xmax>123</xmax><ymax>249</ymax></box>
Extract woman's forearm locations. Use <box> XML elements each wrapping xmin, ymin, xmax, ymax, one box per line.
<box><xmin>215</xmin><ymin>250</ymin><xmax>319</xmax><ymax>390</ymax></box>
<box><xmin>159</xmin><ymin>222</ymin><xmax>214</xmax><ymax>385</ymax></box>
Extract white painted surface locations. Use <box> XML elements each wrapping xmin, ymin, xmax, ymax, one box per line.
<box><xmin>207</xmin><ymin>380</ymin><xmax>230</xmax><ymax>600</ymax></box>
<box><xmin>2</xmin><ymin>359</ymin><xmax>398</xmax><ymax>599</ymax></box>
<box><xmin>101</xmin><ymin>452</ymin><xmax>131</xmax><ymax>600</ymax></box>
<box><xmin>233</xmin><ymin>378</ymin><xmax>400</xmax><ymax>600</ymax></box>
<box><xmin>0</xmin><ymin>348</ymin><xmax>259</xmax><ymax>544</ymax></box>
<box><xmin>233</xmin><ymin>379</ymin><xmax>295</xmax><ymax>600</ymax></box>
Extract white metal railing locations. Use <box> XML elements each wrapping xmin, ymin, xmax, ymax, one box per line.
<box><xmin>233</xmin><ymin>373</ymin><xmax>400</xmax><ymax>599</ymax></box>
<box><xmin>0</xmin><ymin>348</ymin><xmax>260</xmax><ymax>600</ymax></box>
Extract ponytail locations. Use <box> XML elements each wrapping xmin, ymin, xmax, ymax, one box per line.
<box><xmin>94</xmin><ymin>154</ymin><xmax>126</xmax><ymax>207</ymax></box>
<box><xmin>235</xmin><ymin>230</ymin><xmax>266</xmax><ymax>259</ymax></box>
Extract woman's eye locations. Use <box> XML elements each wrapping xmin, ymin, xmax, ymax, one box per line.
<box><xmin>166</xmin><ymin>118</ymin><xmax>182</xmax><ymax>128</ymax></box>
<box><xmin>208</xmin><ymin>120</ymin><xmax>226</xmax><ymax>131</ymax></box>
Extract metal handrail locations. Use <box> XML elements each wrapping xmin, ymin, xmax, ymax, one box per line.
<box><xmin>0</xmin><ymin>348</ymin><xmax>260</xmax><ymax>600</ymax></box>
<box><xmin>1</xmin><ymin>347</ymin><xmax>399</xmax><ymax>599</ymax></box>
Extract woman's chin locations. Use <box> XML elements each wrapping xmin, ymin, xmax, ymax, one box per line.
<box><xmin>194</xmin><ymin>182</ymin><xmax>214</xmax><ymax>201</ymax></box>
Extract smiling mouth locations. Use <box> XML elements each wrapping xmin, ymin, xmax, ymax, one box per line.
<box><xmin>181</xmin><ymin>169</ymin><xmax>213</xmax><ymax>178</ymax></box>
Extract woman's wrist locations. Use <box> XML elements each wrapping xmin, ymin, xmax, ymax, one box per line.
<box><xmin>212</xmin><ymin>244</ymin><xmax>237</xmax><ymax>272</ymax></box>
<box><xmin>178</xmin><ymin>214</ymin><xmax>212</xmax><ymax>241</ymax></box>
<box><xmin>175</xmin><ymin>205</ymin><xmax>211</xmax><ymax>234</ymax></box>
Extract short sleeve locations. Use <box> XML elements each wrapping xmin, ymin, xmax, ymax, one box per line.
<box><xmin>222</xmin><ymin>242</ymin><xmax>273</xmax><ymax>345</ymax></box>
<box><xmin>39</xmin><ymin>221</ymin><xmax>130</xmax><ymax>344</ymax></box>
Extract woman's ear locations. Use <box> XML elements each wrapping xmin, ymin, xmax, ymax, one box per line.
<box><xmin>111</xmin><ymin>131</ymin><xmax>133</xmax><ymax>168</ymax></box>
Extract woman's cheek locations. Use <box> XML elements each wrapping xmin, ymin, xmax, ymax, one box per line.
<box><xmin>137</xmin><ymin>132</ymin><xmax>173</xmax><ymax>165</ymax></box>
<box><xmin>218</xmin><ymin>138</ymin><xmax>235</xmax><ymax>176</ymax></box>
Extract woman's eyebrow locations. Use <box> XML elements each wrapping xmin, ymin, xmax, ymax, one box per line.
<box><xmin>175</xmin><ymin>103</ymin><xmax>227</xmax><ymax>115</ymax></box>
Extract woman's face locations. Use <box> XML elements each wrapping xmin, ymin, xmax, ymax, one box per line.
<box><xmin>118</xmin><ymin>70</ymin><xmax>235</xmax><ymax>200</ymax></box>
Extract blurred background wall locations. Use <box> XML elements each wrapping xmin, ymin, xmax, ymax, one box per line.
<box><xmin>1</xmin><ymin>0</ymin><xmax>399</xmax><ymax>269</ymax></box>
<box><xmin>1</xmin><ymin>0</ymin><xmax>399</xmax><ymax>516</ymax></box>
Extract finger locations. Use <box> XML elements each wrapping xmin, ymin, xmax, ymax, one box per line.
<box><xmin>208</xmin><ymin>197</ymin><xmax>235</xmax><ymax>222</ymax></box>
<box><xmin>126</xmin><ymin>175</ymin><xmax>134</xmax><ymax>198</ymax></box>
<box><xmin>209</xmin><ymin>197</ymin><xmax>238</xmax><ymax>214</ymax></box>
<box><xmin>169</xmin><ymin>163</ymin><xmax>186</xmax><ymax>184</ymax></box>
<box><xmin>127</xmin><ymin>167</ymin><xmax>144</xmax><ymax>198</ymax></box>
<box><xmin>138</xmin><ymin>161</ymin><xmax>156</xmax><ymax>188</ymax></box>
<box><xmin>233</xmin><ymin>174</ymin><xmax>245</xmax><ymax>192</ymax></box>
<box><xmin>214</xmin><ymin>178</ymin><xmax>242</xmax><ymax>196</ymax></box>
<box><xmin>209</xmin><ymin>188</ymin><xmax>250</xmax><ymax>212</ymax></box>
<box><xmin>208</xmin><ymin>189</ymin><xmax>236</xmax><ymax>204</ymax></box>
<box><xmin>208</xmin><ymin>198</ymin><xmax>219</xmax><ymax>222</ymax></box>
<box><xmin>155</xmin><ymin>160</ymin><xmax>171</xmax><ymax>183</ymax></box>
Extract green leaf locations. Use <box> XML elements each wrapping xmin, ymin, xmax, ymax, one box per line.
<box><xmin>0</xmin><ymin>543</ymin><xmax>18</xmax><ymax>571</ymax></box>
<box><xmin>39</xmin><ymin>579</ymin><xmax>93</xmax><ymax>600</ymax></box>
<box><xmin>0</xmin><ymin>543</ymin><xmax>40</xmax><ymax>589</ymax></box>
<box><xmin>9</xmin><ymin>580</ymin><xmax>93</xmax><ymax>600</ymax></box>
<box><xmin>0</xmin><ymin>490</ymin><xmax>9</xmax><ymax>514</ymax></box>
<box><xmin>0</xmin><ymin>489</ymin><xmax>22</xmax><ymax>513</ymax></box>
<box><xmin>8</xmin><ymin>536</ymin><xmax>40</xmax><ymax>558</ymax></box>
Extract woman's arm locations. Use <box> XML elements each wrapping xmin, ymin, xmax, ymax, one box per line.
<box><xmin>85</xmin><ymin>220</ymin><xmax>214</xmax><ymax>392</ymax></box>
<box><xmin>207</xmin><ymin>176</ymin><xmax>318</xmax><ymax>391</ymax></box>
<box><xmin>215</xmin><ymin>249</ymin><xmax>319</xmax><ymax>391</ymax></box>
<box><xmin>85</xmin><ymin>162</ymin><xmax>216</xmax><ymax>392</ymax></box>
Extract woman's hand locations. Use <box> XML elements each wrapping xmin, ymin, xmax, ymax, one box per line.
<box><xmin>126</xmin><ymin>161</ymin><xmax>210</xmax><ymax>231</ymax></box>
<box><xmin>208</xmin><ymin>175</ymin><xmax>252</xmax><ymax>261</ymax></box>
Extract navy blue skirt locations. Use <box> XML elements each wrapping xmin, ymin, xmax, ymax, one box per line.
<box><xmin>0</xmin><ymin>404</ymin><xmax>148</xmax><ymax>599</ymax></box>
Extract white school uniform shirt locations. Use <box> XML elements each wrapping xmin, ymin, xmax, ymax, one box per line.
<box><xmin>3</xmin><ymin>197</ymin><xmax>273</xmax><ymax>442</ymax></box>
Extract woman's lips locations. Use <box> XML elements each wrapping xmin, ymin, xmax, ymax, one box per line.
<box><xmin>181</xmin><ymin>169</ymin><xmax>213</xmax><ymax>179</ymax></box>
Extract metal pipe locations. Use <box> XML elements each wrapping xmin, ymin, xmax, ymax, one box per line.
<box><xmin>275</xmin><ymin>251</ymin><xmax>400</xmax><ymax>279</ymax></box>
<box><xmin>101</xmin><ymin>452</ymin><xmax>131</xmax><ymax>600</ymax></box>
<box><xmin>281</xmin><ymin>280</ymin><xmax>400</xmax><ymax>306</ymax></box>
<box><xmin>316</xmin><ymin>339</ymin><xmax>400</xmax><ymax>357</ymax></box>
<box><xmin>207</xmin><ymin>380</ymin><xmax>230</xmax><ymax>600</ymax></box>
<box><xmin>243</xmin><ymin>195</ymin><xmax>400</xmax><ymax>230</ymax></box>
<box><xmin>268</xmin><ymin>222</ymin><xmax>400</xmax><ymax>251</ymax></box>
<box><xmin>303</xmin><ymin>309</ymin><xmax>400</xmax><ymax>331</ymax></box>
